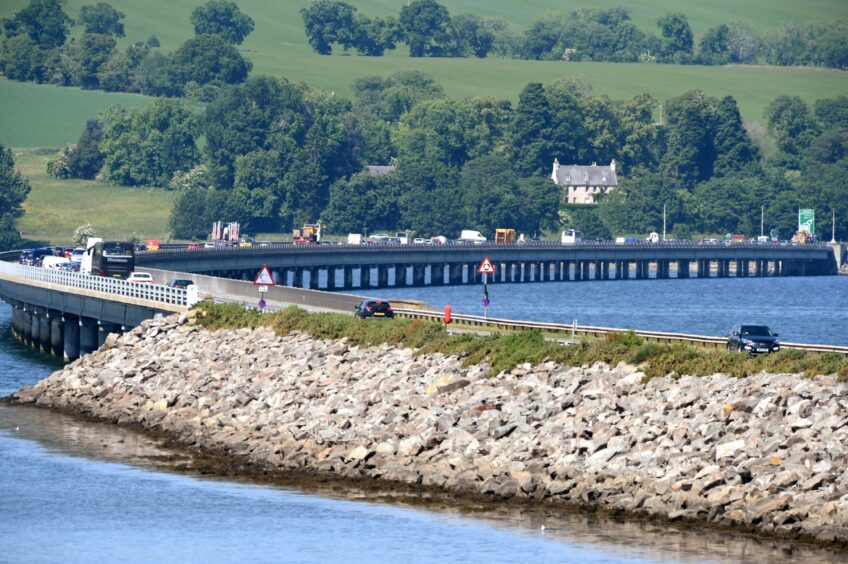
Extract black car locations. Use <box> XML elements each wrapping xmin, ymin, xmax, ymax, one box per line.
<box><xmin>727</xmin><ymin>324</ymin><xmax>780</xmax><ymax>354</ymax></box>
<box><xmin>166</xmin><ymin>278</ymin><xmax>195</xmax><ymax>289</ymax></box>
<box><xmin>354</xmin><ymin>300</ymin><xmax>394</xmax><ymax>319</ymax></box>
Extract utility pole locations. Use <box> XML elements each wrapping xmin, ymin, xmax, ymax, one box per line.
<box><xmin>761</xmin><ymin>205</ymin><xmax>764</xmax><ymax>238</ymax></box>
<box><xmin>662</xmin><ymin>204</ymin><xmax>666</xmax><ymax>241</ymax></box>
<box><xmin>832</xmin><ymin>209</ymin><xmax>837</xmax><ymax>244</ymax></box>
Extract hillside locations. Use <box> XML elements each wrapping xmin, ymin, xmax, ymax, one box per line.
<box><xmin>1</xmin><ymin>0</ymin><xmax>847</xmax><ymax>149</ymax></box>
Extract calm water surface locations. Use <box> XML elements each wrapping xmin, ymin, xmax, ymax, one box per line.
<box><xmin>381</xmin><ymin>275</ymin><xmax>847</xmax><ymax>345</ymax></box>
<box><xmin>0</xmin><ymin>305</ymin><xmax>844</xmax><ymax>563</ymax></box>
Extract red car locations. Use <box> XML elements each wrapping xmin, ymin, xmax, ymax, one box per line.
<box><xmin>187</xmin><ymin>242</ymin><xmax>201</xmax><ymax>250</ymax></box>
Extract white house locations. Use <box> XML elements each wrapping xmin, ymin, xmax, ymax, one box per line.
<box><xmin>551</xmin><ymin>159</ymin><xmax>618</xmax><ymax>204</ymax></box>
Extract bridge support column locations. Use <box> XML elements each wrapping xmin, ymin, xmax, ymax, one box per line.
<box><xmin>343</xmin><ymin>266</ymin><xmax>354</xmax><ymax>289</ymax></box>
<box><xmin>658</xmin><ymin>260</ymin><xmax>668</xmax><ymax>279</ymax></box>
<box><xmin>677</xmin><ymin>260</ymin><xmax>689</xmax><ymax>278</ymax></box>
<box><xmin>30</xmin><ymin>309</ymin><xmax>42</xmax><ymax>351</ymax></box>
<box><xmin>326</xmin><ymin>267</ymin><xmax>336</xmax><ymax>290</ymax></box>
<box><xmin>602</xmin><ymin>261</ymin><xmax>610</xmax><ymax>280</ymax></box>
<box><xmin>98</xmin><ymin>321</ymin><xmax>121</xmax><ymax>347</ymax></box>
<box><xmin>449</xmin><ymin>263</ymin><xmax>463</xmax><ymax>285</ymax></box>
<box><xmin>63</xmin><ymin>315</ymin><xmax>80</xmax><ymax>362</ymax></box>
<box><xmin>394</xmin><ymin>265</ymin><xmax>408</xmax><ymax>287</ymax></box>
<box><xmin>735</xmin><ymin>259</ymin><xmax>743</xmax><ymax>277</ymax></box>
<box><xmin>49</xmin><ymin>310</ymin><xmax>63</xmax><ymax>358</ymax></box>
<box><xmin>377</xmin><ymin>265</ymin><xmax>389</xmax><ymax>288</ymax></box>
<box><xmin>412</xmin><ymin>265</ymin><xmax>426</xmax><ymax>287</ymax></box>
<box><xmin>21</xmin><ymin>308</ymin><xmax>32</xmax><ymax>346</ymax></box>
<box><xmin>292</xmin><ymin>268</ymin><xmax>305</xmax><ymax>288</ymax></box>
<box><xmin>361</xmin><ymin>266</ymin><xmax>373</xmax><ymax>288</ymax></box>
<box><xmin>307</xmin><ymin>268</ymin><xmax>319</xmax><ymax>290</ymax></box>
<box><xmin>431</xmin><ymin>264</ymin><xmax>444</xmax><ymax>285</ymax></box>
<box><xmin>80</xmin><ymin>317</ymin><xmax>98</xmax><ymax>355</ymax></box>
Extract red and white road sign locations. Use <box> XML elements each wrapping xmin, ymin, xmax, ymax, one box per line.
<box><xmin>477</xmin><ymin>257</ymin><xmax>496</xmax><ymax>274</ymax></box>
<box><xmin>253</xmin><ymin>264</ymin><xmax>275</xmax><ymax>286</ymax></box>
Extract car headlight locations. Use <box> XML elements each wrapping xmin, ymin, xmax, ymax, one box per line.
<box><xmin>771</xmin><ymin>344</ymin><xmax>780</xmax><ymax>351</ymax></box>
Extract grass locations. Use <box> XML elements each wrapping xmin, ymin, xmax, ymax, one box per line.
<box><xmin>14</xmin><ymin>150</ymin><xmax>176</xmax><ymax>244</ymax></box>
<box><xmin>194</xmin><ymin>302</ymin><xmax>848</xmax><ymax>381</ymax></box>
<box><xmin>2</xmin><ymin>1</ymin><xmax>848</xmax><ymax>149</ymax></box>
<box><xmin>0</xmin><ymin>78</ymin><xmax>152</xmax><ymax>149</ymax></box>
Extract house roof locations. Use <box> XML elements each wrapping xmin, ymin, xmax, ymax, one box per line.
<box><xmin>365</xmin><ymin>165</ymin><xmax>396</xmax><ymax>176</ymax></box>
<box><xmin>553</xmin><ymin>164</ymin><xmax>617</xmax><ymax>187</ymax></box>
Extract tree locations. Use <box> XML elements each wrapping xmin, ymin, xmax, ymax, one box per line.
<box><xmin>765</xmin><ymin>96</ymin><xmax>820</xmax><ymax>157</ymax></box>
<box><xmin>699</xmin><ymin>24</ymin><xmax>729</xmax><ymax>64</ymax></box>
<box><xmin>450</xmin><ymin>13</ymin><xmax>494</xmax><ymax>58</ymax></box>
<box><xmin>72</xmin><ymin>223</ymin><xmax>95</xmax><ymax>247</ymax></box>
<box><xmin>814</xmin><ymin>96</ymin><xmax>848</xmax><ymax>129</ymax></box>
<box><xmin>99</xmin><ymin>99</ymin><xmax>201</xmax><ymax>186</ymax></box>
<box><xmin>320</xmin><ymin>172</ymin><xmax>400</xmax><ymax>233</ymax></box>
<box><xmin>726</xmin><ymin>21</ymin><xmax>760</xmax><ymax>64</ymax></box>
<box><xmin>660</xmin><ymin>90</ymin><xmax>717</xmax><ymax>186</ymax></box>
<box><xmin>0</xmin><ymin>144</ymin><xmax>31</xmax><ymax>250</ymax></box>
<box><xmin>300</xmin><ymin>0</ymin><xmax>357</xmax><ymax>55</ymax></box>
<box><xmin>509</xmin><ymin>82</ymin><xmax>553</xmax><ymax>176</ymax></box>
<box><xmin>69</xmin><ymin>119</ymin><xmax>105</xmax><ymax>178</ymax></box>
<box><xmin>2</xmin><ymin>0</ymin><xmax>73</xmax><ymax>49</ymax></box>
<box><xmin>352</xmin><ymin>70</ymin><xmax>444</xmax><ymax>122</ymax></box>
<box><xmin>0</xmin><ymin>34</ymin><xmax>46</xmax><ymax>81</ymax></box>
<box><xmin>68</xmin><ymin>33</ymin><xmax>116</xmax><ymax>89</ymax></box>
<box><xmin>764</xmin><ymin>23</ymin><xmax>805</xmax><ymax>66</ymax></box>
<box><xmin>458</xmin><ymin>154</ymin><xmax>520</xmax><ymax>234</ymax></box>
<box><xmin>168</xmin><ymin>34</ymin><xmax>252</xmax><ymax>94</ymax></box>
<box><xmin>712</xmin><ymin>96</ymin><xmax>760</xmax><ymax>177</ymax></box>
<box><xmin>596</xmin><ymin>171</ymin><xmax>686</xmax><ymax>236</ymax></box>
<box><xmin>78</xmin><ymin>3</ymin><xmax>124</xmax><ymax>36</ymax></box>
<box><xmin>350</xmin><ymin>15</ymin><xmax>398</xmax><ymax>56</ymax></box>
<box><xmin>191</xmin><ymin>0</ymin><xmax>255</xmax><ymax>45</ymax></box>
<box><xmin>399</xmin><ymin>0</ymin><xmax>452</xmax><ymax>57</ymax></box>
<box><xmin>656</xmin><ymin>12</ymin><xmax>692</xmax><ymax>62</ymax></box>
<box><xmin>170</xmin><ymin>188</ymin><xmax>210</xmax><ymax>239</ymax></box>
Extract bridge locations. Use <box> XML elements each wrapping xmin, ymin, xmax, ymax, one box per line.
<box><xmin>137</xmin><ymin>241</ymin><xmax>840</xmax><ymax>290</ymax></box>
<box><xmin>0</xmin><ymin>243</ymin><xmax>841</xmax><ymax>362</ymax></box>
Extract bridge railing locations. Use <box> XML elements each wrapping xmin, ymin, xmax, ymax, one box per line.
<box><xmin>0</xmin><ymin>261</ymin><xmax>193</xmax><ymax>307</ymax></box>
<box><xmin>393</xmin><ymin>308</ymin><xmax>848</xmax><ymax>355</ymax></box>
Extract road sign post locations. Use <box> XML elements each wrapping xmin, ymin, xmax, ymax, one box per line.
<box><xmin>253</xmin><ymin>265</ymin><xmax>275</xmax><ymax>310</ymax></box>
<box><xmin>477</xmin><ymin>258</ymin><xmax>495</xmax><ymax>318</ymax></box>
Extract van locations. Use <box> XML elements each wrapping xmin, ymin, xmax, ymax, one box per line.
<box><xmin>646</xmin><ymin>232</ymin><xmax>660</xmax><ymax>243</ymax></box>
<box><xmin>347</xmin><ymin>233</ymin><xmax>363</xmax><ymax>245</ymax></box>
<box><xmin>396</xmin><ymin>232</ymin><xmax>410</xmax><ymax>245</ymax></box>
<box><xmin>459</xmin><ymin>230</ymin><xmax>486</xmax><ymax>244</ymax></box>
<box><xmin>615</xmin><ymin>237</ymin><xmax>626</xmax><ymax>244</ymax></box>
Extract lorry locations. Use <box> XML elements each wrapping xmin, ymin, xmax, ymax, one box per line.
<box><xmin>495</xmin><ymin>228</ymin><xmax>517</xmax><ymax>244</ymax></box>
<box><xmin>347</xmin><ymin>233</ymin><xmax>363</xmax><ymax>245</ymax></box>
<box><xmin>80</xmin><ymin>237</ymin><xmax>102</xmax><ymax>275</ymax></box>
<box><xmin>293</xmin><ymin>224</ymin><xmax>321</xmax><ymax>245</ymax></box>
<box><xmin>458</xmin><ymin>230</ymin><xmax>487</xmax><ymax>244</ymax></box>
<box><xmin>561</xmin><ymin>229</ymin><xmax>583</xmax><ymax>244</ymax></box>
<box><xmin>646</xmin><ymin>232</ymin><xmax>660</xmax><ymax>243</ymax></box>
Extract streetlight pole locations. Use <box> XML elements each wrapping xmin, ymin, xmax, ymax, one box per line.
<box><xmin>832</xmin><ymin>209</ymin><xmax>837</xmax><ymax>244</ymax></box>
<box><xmin>662</xmin><ymin>204</ymin><xmax>666</xmax><ymax>241</ymax></box>
<box><xmin>761</xmin><ymin>205</ymin><xmax>764</xmax><ymax>238</ymax></box>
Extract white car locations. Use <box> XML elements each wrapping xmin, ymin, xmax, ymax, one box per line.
<box><xmin>126</xmin><ymin>272</ymin><xmax>154</xmax><ymax>284</ymax></box>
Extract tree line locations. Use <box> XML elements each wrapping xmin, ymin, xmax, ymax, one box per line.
<box><xmin>301</xmin><ymin>0</ymin><xmax>848</xmax><ymax>69</ymax></box>
<box><xmin>41</xmin><ymin>66</ymin><xmax>848</xmax><ymax>244</ymax></box>
<box><xmin>0</xmin><ymin>0</ymin><xmax>253</xmax><ymax>99</ymax></box>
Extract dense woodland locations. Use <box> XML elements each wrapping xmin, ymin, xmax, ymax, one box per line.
<box><xmin>0</xmin><ymin>0</ymin><xmax>846</xmax><ymax>247</ymax></box>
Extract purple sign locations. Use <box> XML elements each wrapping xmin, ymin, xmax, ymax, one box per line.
<box><xmin>481</xmin><ymin>297</ymin><xmax>490</xmax><ymax>307</ymax></box>
<box><xmin>258</xmin><ymin>298</ymin><xmax>267</xmax><ymax>309</ymax></box>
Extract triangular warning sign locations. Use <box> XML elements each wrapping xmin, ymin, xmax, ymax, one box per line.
<box><xmin>253</xmin><ymin>264</ymin><xmax>275</xmax><ymax>286</ymax></box>
<box><xmin>477</xmin><ymin>257</ymin><xmax>496</xmax><ymax>274</ymax></box>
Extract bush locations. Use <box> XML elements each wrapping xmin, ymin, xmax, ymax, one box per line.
<box><xmin>46</xmin><ymin>144</ymin><xmax>75</xmax><ymax>179</ymax></box>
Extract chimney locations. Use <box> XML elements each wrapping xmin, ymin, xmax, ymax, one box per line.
<box><xmin>551</xmin><ymin>158</ymin><xmax>559</xmax><ymax>182</ymax></box>
<box><xmin>610</xmin><ymin>159</ymin><xmax>616</xmax><ymax>172</ymax></box>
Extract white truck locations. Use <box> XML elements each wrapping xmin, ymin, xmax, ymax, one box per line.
<box><xmin>80</xmin><ymin>237</ymin><xmax>102</xmax><ymax>275</ymax></box>
<box><xmin>347</xmin><ymin>233</ymin><xmax>363</xmax><ymax>245</ymax></box>
<box><xmin>561</xmin><ymin>229</ymin><xmax>582</xmax><ymax>244</ymax></box>
<box><xmin>459</xmin><ymin>230</ymin><xmax>487</xmax><ymax>244</ymax></box>
<box><xmin>646</xmin><ymin>232</ymin><xmax>660</xmax><ymax>243</ymax></box>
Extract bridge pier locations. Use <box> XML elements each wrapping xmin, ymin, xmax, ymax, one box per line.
<box><xmin>432</xmin><ymin>264</ymin><xmax>445</xmax><ymax>285</ymax></box>
<box><xmin>80</xmin><ymin>317</ymin><xmax>98</xmax><ymax>355</ymax></box>
<box><xmin>377</xmin><ymin>265</ymin><xmax>389</xmax><ymax>288</ymax></box>
<box><xmin>63</xmin><ymin>315</ymin><xmax>80</xmax><ymax>361</ymax></box>
<box><xmin>49</xmin><ymin>310</ymin><xmax>63</xmax><ymax>357</ymax></box>
<box><xmin>308</xmin><ymin>268</ymin><xmax>319</xmax><ymax>290</ymax></box>
<box><xmin>412</xmin><ymin>265</ymin><xmax>426</xmax><ymax>287</ymax></box>
<box><xmin>326</xmin><ymin>267</ymin><xmax>336</xmax><ymax>290</ymax></box>
<box><xmin>449</xmin><ymin>263</ymin><xmax>463</xmax><ymax>285</ymax></box>
<box><xmin>394</xmin><ymin>265</ymin><xmax>407</xmax><ymax>287</ymax></box>
<box><xmin>98</xmin><ymin>321</ymin><xmax>121</xmax><ymax>346</ymax></box>
<box><xmin>31</xmin><ymin>308</ymin><xmax>43</xmax><ymax>351</ymax></box>
<box><xmin>343</xmin><ymin>266</ymin><xmax>353</xmax><ymax>289</ymax></box>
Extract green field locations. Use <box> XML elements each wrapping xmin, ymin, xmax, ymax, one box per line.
<box><xmin>13</xmin><ymin>151</ymin><xmax>175</xmax><ymax>245</ymax></box>
<box><xmin>1</xmin><ymin>0</ymin><xmax>847</xmax><ymax>148</ymax></box>
<box><xmin>0</xmin><ymin>79</ymin><xmax>152</xmax><ymax>148</ymax></box>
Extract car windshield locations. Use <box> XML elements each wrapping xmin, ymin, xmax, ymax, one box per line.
<box><xmin>741</xmin><ymin>325</ymin><xmax>772</xmax><ymax>336</ymax></box>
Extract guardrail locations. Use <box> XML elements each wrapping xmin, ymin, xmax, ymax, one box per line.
<box><xmin>392</xmin><ymin>308</ymin><xmax>848</xmax><ymax>355</ymax></box>
<box><xmin>0</xmin><ymin>261</ymin><xmax>193</xmax><ymax>307</ymax></box>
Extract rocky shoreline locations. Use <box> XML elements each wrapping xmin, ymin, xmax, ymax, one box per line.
<box><xmin>8</xmin><ymin>314</ymin><xmax>848</xmax><ymax>549</ymax></box>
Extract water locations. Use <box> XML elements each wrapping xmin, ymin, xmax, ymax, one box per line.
<box><xmin>0</xmin><ymin>305</ymin><xmax>844</xmax><ymax>563</ymax></box>
<box><xmin>382</xmin><ymin>275</ymin><xmax>848</xmax><ymax>346</ymax></box>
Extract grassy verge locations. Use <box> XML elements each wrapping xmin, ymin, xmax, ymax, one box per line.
<box><xmin>14</xmin><ymin>149</ymin><xmax>175</xmax><ymax>244</ymax></box>
<box><xmin>195</xmin><ymin>303</ymin><xmax>848</xmax><ymax>381</ymax></box>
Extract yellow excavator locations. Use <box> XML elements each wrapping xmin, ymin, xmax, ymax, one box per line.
<box><xmin>293</xmin><ymin>223</ymin><xmax>321</xmax><ymax>245</ymax></box>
